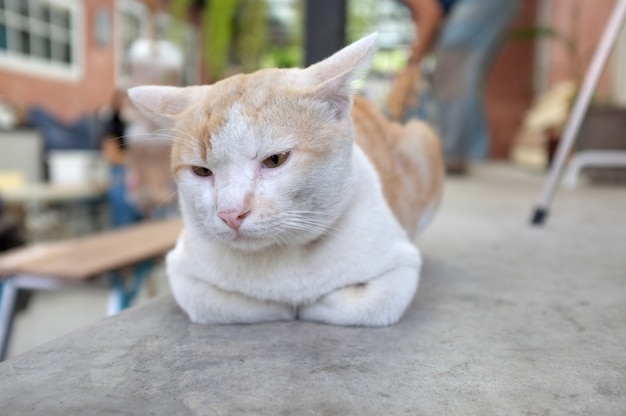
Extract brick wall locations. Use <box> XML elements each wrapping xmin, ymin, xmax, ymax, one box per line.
<box><xmin>547</xmin><ymin>0</ymin><xmax>615</xmax><ymax>97</ymax></box>
<box><xmin>0</xmin><ymin>0</ymin><xmax>116</xmax><ymax>122</ymax></box>
<box><xmin>486</xmin><ymin>0</ymin><xmax>538</xmax><ymax>160</ymax></box>
<box><xmin>485</xmin><ymin>0</ymin><xmax>618</xmax><ymax>159</ymax></box>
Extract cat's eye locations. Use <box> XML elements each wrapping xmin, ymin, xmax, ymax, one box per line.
<box><xmin>262</xmin><ymin>152</ymin><xmax>290</xmax><ymax>169</ymax></box>
<box><xmin>191</xmin><ymin>166</ymin><xmax>213</xmax><ymax>177</ymax></box>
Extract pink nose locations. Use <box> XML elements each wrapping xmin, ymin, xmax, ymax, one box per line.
<box><xmin>218</xmin><ymin>209</ymin><xmax>250</xmax><ymax>231</ymax></box>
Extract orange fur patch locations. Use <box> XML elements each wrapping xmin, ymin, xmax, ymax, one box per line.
<box><xmin>352</xmin><ymin>96</ymin><xmax>444</xmax><ymax>237</ymax></box>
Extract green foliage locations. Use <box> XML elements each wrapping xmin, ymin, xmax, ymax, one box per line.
<box><xmin>262</xmin><ymin>46</ymin><xmax>302</xmax><ymax>68</ymax></box>
<box><xmin>238</xmin><ymin>0</ymin><xmax>268</xmax><ymax>73</ymax></box>
<box><xmin>509</xmin><ymin>25</ymin><xmax>583</xmax><ymax>80</ymax></box>
<box><xmin>203</xmin><ymin>0</ymin><xmax>239</xmax><ymax>81</ymax></box>
<box><xmin>371</xmin><ymin>49</ymin><xmax>409</xmax><ymax>74</ymax></box>
<box><xmin>510</xmin><ymin>26</ymin><xmax>578</xmax><ymax>57</ymax></box>
<box><xmin>169</xmin><ymin>0</ymin><xmax>301</xmax><ymax>79</ymax></box>
<box><xmin>347</xmin><ymin>0</ymin><xmax>377</xmax><ymax>43</ymax></box>
<box><xmin>168</xmin><ymin>0</ymin><xmax>194</xmax><ymax>45</ymax></box>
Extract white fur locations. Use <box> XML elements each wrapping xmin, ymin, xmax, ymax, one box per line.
<box><xmin>131</xmin><ymin>33</ymin><xmax>423</xmax><ymax>327</ymax></box>
<box><xmin>167</xmin><ymin>143</ymin><xmax>421</xmax><ymax>326</ymax></box>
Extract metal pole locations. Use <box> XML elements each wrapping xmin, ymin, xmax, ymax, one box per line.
<box><xmin>304</xmin><ymin>0</ymin><xmax>347</xmax><ymax>66</ymax></box>
<box><xmin>531</xmin><ymin>0</ymin><xmax>626</xmax><ymax>225</ymax></box>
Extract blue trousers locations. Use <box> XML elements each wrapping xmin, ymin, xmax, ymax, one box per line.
<box><xmin>107</xmin><ymin>165</ymin><xmax>142</xmax><ymax>228</ymax></box>
<box><xmin>412</xmin><ymin>0</ymin><xmax>520</xmax><ymax>162</ymax></box>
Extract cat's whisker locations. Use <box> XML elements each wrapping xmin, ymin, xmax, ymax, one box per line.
<box><xmin>279</xmin><ymin>212</ymin><xmax>342</xmax><ymax>237</ymax></box>
<box><xmin>153</xmin><ymin>127</ymin><xmax>202</xmax><ymax>149</ymax></box>
<box><xmin>270</xmin><ymin>231</ymin><xmax>292</xmax><ymax>248</ymax></box>
<box><xmin>282</xmin><ymin>211</ymin><xmax>374</xmax><ymax>235</ymax></box>
<box><xmin>171</xmin><ymin>128</ymin><xmax>200</xmax><ymax>145</ymax></box>
<box><xmin>181</xmin><ymin>223</ymin><xmax>218</xmax><ymax>246</ymax></box>
<box><xmin>281</xmin><ymin>220</ymin><xmax>329</xmax><ymax>233</ymax></box>
<box><xmin>283</xmin><ymin>210</ymin><xmax>337</xmax><ymax>217</ymax></box>
<box><xmin>279</xmin><ymin>221</ymin><xmax>338</xmax><ymax>239</ymax></box>
<box><xmin>123</xmin><ymin>130</ymin><xmax>198</xmax><ymax>149</ymax></box>
<box><xmin>281</xmin><ymin>214</ymin><xmax>335</xmax><ymax>224</ymax></box>
<box><xmin>123</xmin><ymin>131</ymin><xmax>175</xmax><ymax>142</ymax></box>
<box><xmin>185</xmin><ymin>218</ymin><xmax>211</xmax><ymax>231</ymax></box>
<box><xmin>149</xmin><ymin>193</ymin><xmax>179</xmax><ymax>216</ymax></box>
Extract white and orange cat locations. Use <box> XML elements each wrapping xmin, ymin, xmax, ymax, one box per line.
<box><xmin>129</xmin><ymin>33</ymin><xmax>443</xmax><ymax>327</ymax></box>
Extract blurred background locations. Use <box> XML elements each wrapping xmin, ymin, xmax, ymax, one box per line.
<box><xmin>1</xmin><ymin>0</ymin><xmax>625</xmax><ymax>357</ymax></box>
<box><xmin>1</xmin><ymin>1</ymin><xmax>625</xmax><ymax>163</ymax></box>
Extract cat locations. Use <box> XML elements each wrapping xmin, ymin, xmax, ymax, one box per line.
<box><xmin>128</xmin><ymin>33</ymin><xmax>444</xmax><ymax>327</ymax></box>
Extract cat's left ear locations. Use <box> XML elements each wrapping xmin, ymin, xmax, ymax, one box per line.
<box><xmin>128</xmin><ymin>85</ymin><xmax>207</xmax><ymax>126</ymax></box>
<box><xmin>302</xmin><ymin>32</ymin><xmax>377</xmax><ymax>119</ymax></box>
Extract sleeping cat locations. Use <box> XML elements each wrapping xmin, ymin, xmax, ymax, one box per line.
<box><xmin>129</xmin><ymin>33</ymin><xmax>443</xmax><ymax>327</ymax></box>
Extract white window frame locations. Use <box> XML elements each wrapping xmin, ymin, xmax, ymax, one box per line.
<box><xmin>114</xmin><ymin>0</ymin><xmax>148</xmax><ymax>87</ymax></box>
<box><xmin>0</xmin><ymin>0</ymin><xmax>83</xmax><ymax>81</ymax></box>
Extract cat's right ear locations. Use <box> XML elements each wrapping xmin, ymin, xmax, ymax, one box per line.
<box><xmin>299</xmin><ymin>32</ymin><xmax>378</xmax><ymax>120</ymax></box>
<box><xmin>128</xmin><ymin>85</ymin><xmax>207</xmax><ymax>126</ymax></box>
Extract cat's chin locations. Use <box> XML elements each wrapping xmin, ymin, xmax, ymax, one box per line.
<box><xmin>224</xmin><ymin>234</ymin><xmax>278</xmax><ymax>252</ymax></box>
<box><xmin>223</xmin><ymin>231</ymin><xmax>322</xmax><ymax>252</ymax></box>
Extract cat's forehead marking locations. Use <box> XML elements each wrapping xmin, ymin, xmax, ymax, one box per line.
<box><xmin>193</xmin><ymin>74</ymin><xmax>248</xmax><ymax>152</ymax></box>
<box><xmin>230</xmin><ymin>71</ymin><xmax>289</xmax><ymax>122</ymax></box>
<box><xmin>174</xmin><ymin>67</ymin><xmax>343</xmax><ymax>167</ymax></box>
<box><xmin>212</xmin><ymin>103</ymin><xmax>260</xmax><ymax>161</ymax></box>
<box><xmin>191</xmin><ymin>71</ymin><xmax>279</xmax><ymax>152</ymax></box>
<box><xmin>196</xmin><ymin>70</ymin><xmax>293</xmax><ymax>150</ymax></box>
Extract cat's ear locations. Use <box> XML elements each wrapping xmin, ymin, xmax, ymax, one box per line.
<box><xmin>128</xmin><ymin>85</ymin><xmax>207</xmax><ymax>125</ymax></box>
<box><xmin>302</xmin><ymin>32</ymin><xmax>377</xmax><ymax>119</ymax></box>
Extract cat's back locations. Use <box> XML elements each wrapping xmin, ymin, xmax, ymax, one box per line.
<box><xmin>351</xmin><ymin>96</ymin><xmax>444</xmax><ymax>237</ymax></box>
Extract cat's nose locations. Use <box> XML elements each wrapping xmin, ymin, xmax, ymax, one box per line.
<box><xmin>218</xmin><ymin>209</ymin><xmax>250</xmax><ymax>231</ymax></box>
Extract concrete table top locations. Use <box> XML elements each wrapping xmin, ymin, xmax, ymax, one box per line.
<box><xmin>1</xmin><ymin>165</ymin><xmax>625</xmax><ymax>415</ymax></box>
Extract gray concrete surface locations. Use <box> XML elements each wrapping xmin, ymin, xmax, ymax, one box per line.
<box><xmin>1</xmin><ymin>164</ymin><xmax>625</xmax><ymax>415</ymax></box>
<box><xmin>7</xmin><ymin>269</ymin><xmax>169</xmax><ymax>358</ymax></box>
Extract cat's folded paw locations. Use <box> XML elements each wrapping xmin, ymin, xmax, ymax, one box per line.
<box><xmin>185</xmin><ymin>300</ymin><xmax>296</xmax><ymax>325</ymax></box>
<box><xmin>170</xmin><ymin>272</ymin><xmax>297</xmax><ymax>325</ymax></box>
<box><xmin>298</xmin><ymin>286</ymin><xmax>398</xmax><ymax>327</ymax></box>
<box><xmin>298</xmin><ymin>266</ymin><xmax>418</xmax><ymax>327</ymax></box>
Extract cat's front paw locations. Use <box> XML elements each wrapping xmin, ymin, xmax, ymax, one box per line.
<box><xmin>169</xmin><ymin>271</ymin><xmax>297</xmax><ymax>324</ymax></box>
<box><xmin>298</xmin><ymin>266</ymin><xmax>419</xmax><ymax>327</ymax></box>
<box><xmin>186</xmin><ymin>299</ymin><xmax>296</xmax><ymax>325</ymax></box>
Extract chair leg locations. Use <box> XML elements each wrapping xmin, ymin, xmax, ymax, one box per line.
<box><xmin>563</xmin><ymin>150</ymin><xmax>626</xmax><ymax>188</ymax></box>
<box><xmin>107</xmin><ymin>260</ymin><xmax>155</xmax><ymax>315</ymax></box>
<box><xmin>0</xmin><ymin>279</ymin><xmax>19</xmax><ymax>362</ymax></box>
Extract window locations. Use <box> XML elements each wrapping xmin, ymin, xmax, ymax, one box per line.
<box><xmin>116</xmin><ymin>0</ymin><xmax>147</xmax><ymax>84</ymax></box>
<box><xmin>0</xmin><ymin>0</ymin><xmax>82</xmax><ymax>80</ymax></box>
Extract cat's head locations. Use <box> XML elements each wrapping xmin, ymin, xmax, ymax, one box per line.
<box><xmin>129</xmin><ymin>33</ymin><xmax>377</xmax><ymax>251</ymax></box>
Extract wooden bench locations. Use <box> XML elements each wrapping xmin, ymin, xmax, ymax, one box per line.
<box><xmin>0</xmin><ymin>218</ymin><xmax>182</xmax><ymax>361</ymax></box>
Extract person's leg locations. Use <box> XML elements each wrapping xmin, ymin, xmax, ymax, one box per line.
<box><xmin>432</xmin><ymin>0</ymin><xmax>520</xmax><ymax>168</ymax></box>
<box><xmin>432</xmin><ymin>47</ymin><xmax>473</xmax><ymax>170</ymax></box>
<box><xmin>107</xmin><ymin>165</ymin><xmax>142</xmax><ymax>228</ymax></box>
